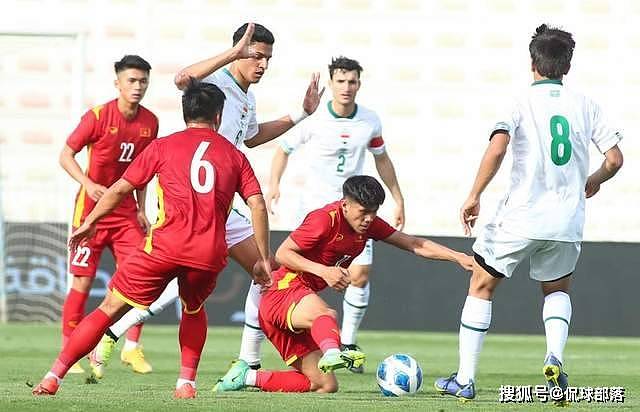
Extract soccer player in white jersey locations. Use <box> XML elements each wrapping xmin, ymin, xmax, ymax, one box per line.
<box><xmin>435</xmin><ymin>24</ymin><xmax>624</xmax><ymax>404</ymax></box>
<box><xmin>264</xmin><ymin>56</ymin><xmax>405</xmax><ymax>373</ymax></box>
<box><xmin>89</xmin><ymin>22</ymin><xmax>324</xmax><ymax>378</ymax></box>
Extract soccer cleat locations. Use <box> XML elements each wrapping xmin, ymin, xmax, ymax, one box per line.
<box><xmin>543</xmin><ymin>354</ymin><xmax>569</xmax><ymax>406</ymax></box>
<box><xmin>434</xmin><ymin>373</ymin><xmax>476</xmax><ymax>402</ymax></box>
<box><xmin>212</xmin><ymin>359</ymin><xmax>249</xmax><ymax>392</ymax></box>
<box><xmin>318</xmin><ymin>349</ymin><xmax>366</xmax><ymax>373</ymax></box>
<box><xmin>174</xmin><ymin>383</ymin><xmax>197</xmax><ymax>399</ymax></box>
<box><xmin>121</xmin><ymin>346</ymin><xmax>152</xmax><ymax>374</ymax></box>
<box><xmin>89</xmin><ymin>335</ymin><xmax>117</xmax><ymax>379</ymax></box>
<box><xmin>67</xmin><ymin>362</ymin><xmax>85</xmax><ymax>374</ymax></box>
<box><xmin>32</xmin><ymin>377</ymin><xmax>59</xmax><ymax>396</ymax></box>
<box><xmin>341</xmin><ymin>344</ymin><xmax>365</xmax><ymax>374</ymax></box>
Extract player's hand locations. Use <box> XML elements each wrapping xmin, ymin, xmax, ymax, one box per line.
<box><xmin>302</xmin><ymin>72</ymin><xmax>325</xmax><ymax>116</ymax></box>
<box><xmin>321</xmin><ymin>266</ymin><xmax>350</xmax><ymax>291</ymax></box>
<box><xmin>460</xmin><ymin>195</ymin><xmax>480</xmax><ymax>236</ymax></box>
<box><xmin>394</xmin><ymin>204</ymin><xmax>405</xmax><ymax>231</ymax></box>
<box><xmin>252</xmin><ymin>257</ymin><xmax>273</xmax><ymax>289</ymax></box>
<box><xmin>232</xmin><ymin>22</ymin><xmax>259</xmax><ymax>60</ymax></box>
<box><xmin>585</xmin><ymin>176</ymin><xmax>601</xmax><ymax>198</ymax></box>
<box><xmin>457</xmin><ymin>253</ymin><xmax>474</xmax><ymax>271</ymax></box>
<box><xmin>266</xmin><ymin>186</ymin><xmax>280</xmax><ymax>215</ymax></box>
<box><xmin>136</xmin><ymin>211</ymin><xmax>151</xmax><ymax>234</ymax></box>
<box><xmin>68</xmin><ymin>222</ymin><xmax>97</xmax><ymax>252</ymax></box>
<box><xmin>85</xmin><ymin>181</ymin><xmax>108</xmax><ymax>201</ymax></box>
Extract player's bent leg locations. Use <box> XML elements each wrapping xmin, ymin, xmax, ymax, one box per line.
<box><xmin>34</xmin><ymin>292</ymin><xmax>131</xmax><ymax>396</ymax></box>
<box><xmin>296</xmin><ymin>350</ymin><xmax>338</xmax><ymax>393</ymax></box>
<box><xmin>437</xmin><ymin>256</ymin><xmax>500</xmax><ymax>400</ymax></box>
<box><xmin>290</xmin><ymin>294</ymin><xmax>366</xmax><ymax>373</ymax></box>
<box><xmin>175</xmin><ymin>305</ymin><xmax>208</xmax><ymax>399</ymax></box>
<box><xmin>229</xmin><ymin>235</ymin><xmax>266</xmax><ymax>368</ymax></box>
<box><xmin>63</xmin><ymin>276</ymin><xmax>94</xmax><ymax>374</ymax></box>
<box><xmin>342</xmin><ymin>263</ymin><xmax>370</xmax><ymax>373</ymax></box>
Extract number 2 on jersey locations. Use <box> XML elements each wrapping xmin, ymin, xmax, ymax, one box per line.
<box><xmin>336</xmin><ymin>153</ymin><xmax>346</xmax><ymax>173</ymax></box>
<box><xmin>550</xmin><ymin>115</ymin><xmax>572</xmax><ymax>166</ymax></box>
<box><xmin>118</xmin><ymin>142</ymin><xmax>135</xmax><ymax>162</ymax></box>
<box><xmin>190</xmin><ymin>142</ymin><xmax>215</xmax><ymax>193</ymax></box>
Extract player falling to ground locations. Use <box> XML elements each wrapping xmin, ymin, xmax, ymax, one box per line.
<box><xmin>265</xmin><ymin>56</ymin><xmax>405</xmax><ymax>372</ymax></box>
<box><xmin>434</xmin><ymin>24</ymin><xmax>624</xmax><ymax>404</ymax></box>
<box><xmin>32</xmin><ymin>79</ymin><xmax>273</xmax><ymax>399</ymax></box>
<box><xmin>214</xmin><ymin>175</ymin><xmax>473</xmax><ymax>393</ymax></box>
<box><xmin>59</xmin><ymin>55</ymin><xmax>158</xmax><ymax>376</ymax></box>
<box><xmin>89</xmin><ymin>22</ymin><xmax>324</xmax><ymax>376</ymax></box>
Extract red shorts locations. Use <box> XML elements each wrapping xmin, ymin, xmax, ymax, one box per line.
<box><xmin>69</xmin><ymin>222</ymin><xmax>144</xmax><ymax>277</ymax></box>
<box><xmin>258</xmin><ymin>274</ymin><xmax>319</xmax><ymax>366</ymax></box>
<box><xmin>109</xmin><ymin>249</ymin><xmax>220</xmax><ymax>313</ymax></box>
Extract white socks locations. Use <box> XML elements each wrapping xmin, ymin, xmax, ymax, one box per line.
<box><xmin>45</xmin><ymin>372</ymin><xmax>61</xmax><ymax>384</ymax></box>
<box><xmin>109</xmin><ymin>278</ymin><xmax>179</xmax><ymax>338</ymax></box>
<box><xmin>341</xmin><ymin>283</ymin><xmax>370</xmax><ymax>345</ymax></box>
<box><xmin>457</xmin><ymin>295</ymin><xmax>492</xmax><ymax>385</ymax></box>
<box><xmin>238</xmin><ymin>282</ymin><xmax>265</xmax><ymax>367</ymax></box>
<box><xmin>245</xmin><ymin>369</ymin><xmax>257</xmax><ymax>386</ymax></box>
<box><xmin>543</xmin><ymin>291</ymin><xmax>571</xmax><ymax>364</ymax></box>
<box><xmin>176</xmin><ymin>378</ymin><xmax>195</xmax><ymax>389</ymax></box>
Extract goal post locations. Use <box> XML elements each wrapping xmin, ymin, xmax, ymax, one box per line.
<box><xmin>0</xmin><ymin>31</ymin><xmax>86</xmax><ymax>323</ymax></box>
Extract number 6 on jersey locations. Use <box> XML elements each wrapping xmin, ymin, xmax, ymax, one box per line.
<box><xmin>190</xmin><ymin>141</ymin><xmax>215</xmax><ymax>193</ymax></box>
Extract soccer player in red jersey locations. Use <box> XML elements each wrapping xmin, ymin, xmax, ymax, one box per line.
<box><xmin>33</xmin><ymin>79</ymin><xmax>272</xmax><ymax>399</ymax></box>
<box><xmin>214</xmin><ymin>175</ymin><xmax>473</xmax><ymax>393</ymax></box>
<box><xmin>59</xmin><ymin>55</ymin><xmax>158</xmax><ymax>375</ymax></box>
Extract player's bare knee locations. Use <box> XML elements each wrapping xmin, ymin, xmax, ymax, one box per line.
<box><xmin>311</xmin><ymin>377</ymin><xmax>338</xmax><ymax>393</ymax></box>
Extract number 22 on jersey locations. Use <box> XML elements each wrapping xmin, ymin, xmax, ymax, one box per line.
<box><xmin>190</xmin><ymin>141</ymin><xmax>215</xmax><ymax>193</ymax></box>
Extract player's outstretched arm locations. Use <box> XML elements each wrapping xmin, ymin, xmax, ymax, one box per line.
<box><xmin>69</xmin><ymin>178</ymin><xmax>134</xmax><ymax>251</ymax></box>
<box><xmin>275</xmin><ymin>237</ymin><xmax>350</xmax><ymax>291</ymax></box>
<box><xmin>59</xmin><ymin>144</ymin><xmax>108</xmax><ymax>201</ymax></box>
<box><xmin>585</xmin><ymin>144</ymin><xmax>623</xmax><ymax>198</ymax></box>
<box><xmin>373</xmin><ymin>151</ymin><xmax>405</xmax><ymax>230</ymax></box>
<box><xmin>461</xmin><ymin>132</ymin><xmax>510</xmax><ymax>236</ymax></box>
<box><xmin>383</xmin><ymin>231</ymin><xmax>473</xmax><ymax>271</ymax></box>
<box><xmin>266</xmin><ymin>147</ymin><xmax>290</xmax><ymax>214</ymax></box>
<box><xmin>246</xmin><ymin>194</ymin><xmax>273</xmax><ymax>287</ymax></box>
<box><xmin>244</xmin><ymin>73</ymin><xmax>324</xmax><ymax>148</ymax></box>
<box><xmin>174</xmin><ymin>23</ymin><xmax>259</xmax><ymax>90</ymax></box>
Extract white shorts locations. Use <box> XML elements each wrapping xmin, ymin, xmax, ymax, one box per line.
<box><xmin>226</xmin><ymin>208</ymin><xmax>254</xmax><ymax>248</ymax></box>
<box><xmin>472</xmin><ymin>223</ymin><xmax>581</xmax><ymax>282</ymax></box>
<box><xmin>351</xmin><ymin>238</ymin><xmax>373</xmax><ymax>266</ymax></box>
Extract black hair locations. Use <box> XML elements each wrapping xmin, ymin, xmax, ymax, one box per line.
<box><xmin>233</xmin><ymin>23</ymin><xmax>275</xmax><ymax>46</ymax></box>
<box><xmin>114</xmin><ymin>55</ymin><xmax>151</xmax><ymax>74</ymax></box>
<box><xmin>529</xmin><ymin>24</ymin><xmax>575</xmax><ymax>79</ymax></box>
<box><xmin>342</xmin><ymin>175</ymin><xmax>385</xmax><ymax>210</ymax></box>
<box><xmin>328</xmin><ymin>56</ymin><xmax>363</xmax><ymax>79</ymax></box>
<box><xmin>181</xmin><ymin>78</ymin><xmax>226</xmax><ymax>123</ymax></box>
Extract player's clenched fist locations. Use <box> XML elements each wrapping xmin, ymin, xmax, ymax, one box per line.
<box><xmin>320</xmin><ymin>266</ymin><xmax>351</xmax><ymax>291</ymax></box>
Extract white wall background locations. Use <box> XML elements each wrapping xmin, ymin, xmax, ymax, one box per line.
<box><xmin>1</xmin><ymin>0</ymin><xmax>638</xmax><ymax>241</ymax></box>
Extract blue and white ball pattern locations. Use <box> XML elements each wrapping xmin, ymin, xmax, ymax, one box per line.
<box><xmin>376</xmin><ymin>354</ymin><xmax>423</xmax><ymax>396</ymax></box>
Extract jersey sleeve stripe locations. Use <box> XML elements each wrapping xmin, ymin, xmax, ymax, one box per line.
<box><xmin>143</xmin><ymin>179</ymin><xmax>166</xmax><ymax>254</ymax></box>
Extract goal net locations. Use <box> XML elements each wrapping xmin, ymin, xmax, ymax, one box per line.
<box><xmin>0</xmin><ymin>31</ymin><xmax>85</xmax><ymax>322</ymax></box>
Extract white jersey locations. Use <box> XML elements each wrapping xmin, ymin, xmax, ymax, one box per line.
<box><xmin>489</xmin><ymin>79</ymin><xmax>622</xmax><ymax>242</ymax></box>
<box><xmin>202</xmin><ymin>68</ymin><xmax>258</xmax><ymax>148</ymax></box>
<box><xmin>281</xmin><ymin>101</ymin><xmax>385</xmax><ymax>207</ymax></box>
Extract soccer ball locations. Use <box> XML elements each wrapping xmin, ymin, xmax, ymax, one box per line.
<box><xmin>376</xmin><ymin>353</ymin><xmax>423</xmax><ymax>396</ymax></box>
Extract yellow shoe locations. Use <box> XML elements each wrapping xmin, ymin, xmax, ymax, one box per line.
<box><xmin>121</xmin><ymin>346</ymin><xmax>152</xmax><ymax>374</ymax></box>
<box><xmin>68</xmin><ymin>362</ymin><xmax>85</xmax><ymax>374</ymax></box>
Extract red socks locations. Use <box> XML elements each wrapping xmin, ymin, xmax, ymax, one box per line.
<box><xmin>52</xmin><ymin>308</ymin><xmax>113</xmax><ymax>378</ymax></box>
<box><xmin>256</xmin><ymin>370</ymin><xmax>311</xmax><ymax>392</ymax></box>
<box><xmin>126</xmin><ymin>323</ymin><xmax>143</xmax><ymax>343</ymax></box>
<box><xmin>178</xmin><ymin>309</ymin><xmax>207</xmax><ymax>381</ymax></box>
<box><xmin>310</xmin><ymin>314</ymin><xmax>341</xmax><ymax>352</ymax></box>
<box><xmin>61</xmin><ymin>288</ymin><xmax>89</xmax><ymax>346</ymax></box>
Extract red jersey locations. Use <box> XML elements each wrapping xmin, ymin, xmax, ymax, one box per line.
<box><xmin>67</xmin><ymin>99</ymin><xmax>158</xmax><ymax>228</ymax></box>
<box><xmin>273</xmin><ymin>201</ymin><xmax>396</xmax><ymax>292</ymax></box>
<box><xmin>122</xmin><ymin>127</ymin><xmax>262</xmax><ymax>271</ymax></box>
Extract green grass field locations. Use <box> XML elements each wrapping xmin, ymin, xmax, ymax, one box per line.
<box><xmin>0</xmin><ymin>324</ymin><xmax>637</xmax><ymax>411</ymax></box>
